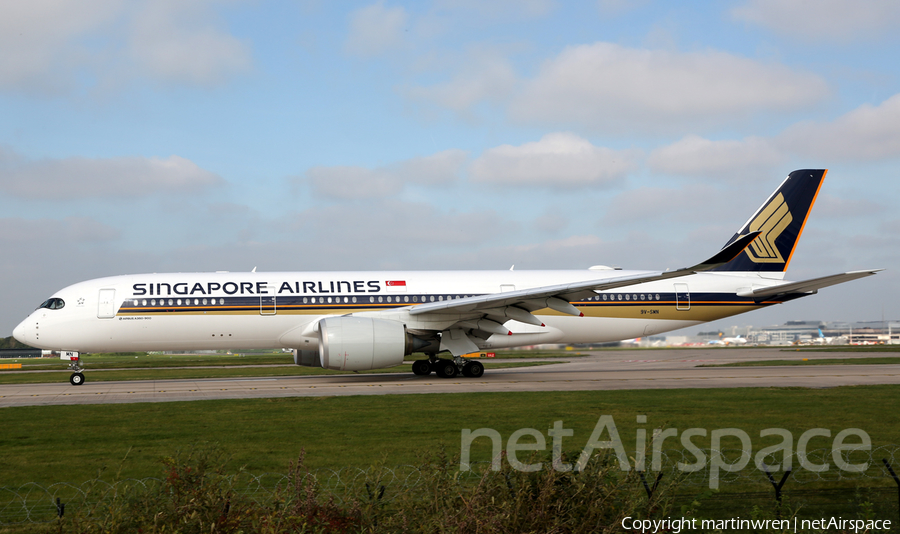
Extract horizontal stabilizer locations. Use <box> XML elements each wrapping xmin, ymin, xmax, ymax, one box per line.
<box><xmin>736</xmin><ymin>269</ymin><xmax>882</xmax><ymax>298</ymax></box>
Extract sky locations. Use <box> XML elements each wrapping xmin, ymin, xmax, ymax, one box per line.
<box><xmin>1</xmin><ymin>0</ymin><xmax>898</xmax><ymax>337</ymax></box>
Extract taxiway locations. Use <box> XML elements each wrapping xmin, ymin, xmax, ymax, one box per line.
<box><xmin>1</xmin><ymin>348</ymin><xmax>898</xmax><ymax>408</ymax></box>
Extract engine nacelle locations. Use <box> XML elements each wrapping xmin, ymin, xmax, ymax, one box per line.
<box><xmin>318</xmin><ymin>317</ymin><xmax>409</xmax><ymax>371</ymax></box>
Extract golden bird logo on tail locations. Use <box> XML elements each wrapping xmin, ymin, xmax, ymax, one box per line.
<box><xmin>746</xmin><ymin>193</ymin><xmax>792</xmax><ymax>263</ymax></box>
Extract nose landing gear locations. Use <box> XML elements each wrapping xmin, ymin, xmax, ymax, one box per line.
<box><xmin>61</xmin><ymin>351</ymin><xmax>86</xmax><ymax>386</ymax></box>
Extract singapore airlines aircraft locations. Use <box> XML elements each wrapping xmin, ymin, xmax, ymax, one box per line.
<box><xmin>13</xmin><ymin>170</ymin><xmax>879</xmax><ymax>385</ymax></box>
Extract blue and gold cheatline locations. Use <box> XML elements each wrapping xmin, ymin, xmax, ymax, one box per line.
<box><xmin>117</xmin><ymin>290</ymin><xmax>796</xmax><ymax>323</ymax></box>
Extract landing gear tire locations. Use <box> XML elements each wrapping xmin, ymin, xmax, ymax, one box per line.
<box><xmin>411</xmin><ymin>360</ymin><xmax>432</xmax><ymax>376</ymax></box>
<box><xmin>434</xmin><ymin>359</ymin><xmax>458</xmax><ymax>378</ymax></box>
<box><xmin>462</xmin><ymin>360</ymin><xmax>484</xmax><ymax>378</ymax></box>
<box><xmin>69</xmin><ymin>372</ymin><xmax>85</xmax><ymax>386</ymax></box>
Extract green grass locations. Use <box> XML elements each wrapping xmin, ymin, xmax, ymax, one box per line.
<box><xmin>0</xmin><ymin>360</ymin><xmax>559</xmax><ymax>384</ymax></box>
<box><xmin>700</xmin><ymin>357</ymin><xmax>900</xmax><ymax>367</ymax></box>
<box><xmin>1</xmin><ymin>385</ymin><xmax>898</xmax><ymax>489</ymax></box>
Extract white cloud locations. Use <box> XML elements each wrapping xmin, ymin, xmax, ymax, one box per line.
<box><xmin>779</xmin><ymin>94</ymin><xmax>900</xmax><ymax>161</ymax></box>
<box><xmin>733</xmin><ymin>0</ymin><xmax>900</xmax><ymax>42</ymax></box>
<box><xmin>279</xmin><ymin>200</ymin><xmax>518</xmax><ymax>270</ymax></box>
<box><xmin>648</xmin><ymin>135</ymin><xmax>786</xmax><ymax>179</ymax></box>
<box><xmin>648</xmin><ymin>93</ymin><xmax>900</xmax><ymax>179</ymax></box>
<box><xmin>290</xmin><ymin>200</ymin><xmax>509</xmax><ymax>246</ymax></box>
<box><xmin>600</xmin><ymin>184</ymin><xmax>743</xmax><ymax>230</ymax></box>
<box><xmin>814</xmin><ymin>194</ymin><xmax>886</xmax><ymax>219</ymax></box>
<box><xmin>306</xmin><ymin>166</ymin><xmax>399</xmax><ymax>199</ymax></box>
<box><xmin>305</xmin><ymin>149</ymin><xmax>466</xmax><ymax>199</ymax></box>
<box><xmin>402</xmin><ymin>47</ymin><xmax>517</xmax><ymax>115</ymax></box>
<box><xmin>0</xmin><ymin>216</ymin><xmax>120</xmax><ymax>244</ymax></box>
<box><xmin>0</xmin><ymin>0</ymin><xmax>123</xmax><ymax>93</ymax></box>
<box><xmin>393</xmin><ymin>149</ymin><xmax>469</xmax><ymax>185</ymax></box>
<box><xmin>470</xmin><ymin>132</ymin><xmax>637</xmax><ymax>187</ymax></box>
<box><xmin>508</xmin><ymin>43</ymin><xmax>829</xmax><ymax>133</ymax></box>
<box><xmin>344</xmin><ymin>1</ymin><xmax>409</xmax><ymax>58</ymax></box>
<box><xmin>128</xmin><ymin>0</ymin><xmax>252</xmax><ymax>86</ymax></box>
<box><xmin>532</xmin><ymin>211</ymin><xmax>568</xmax><ymax>234</ymax></box>
<box><xmin>433</xmin><ymin>0</ymin><xmax>555</xmax><ymax>19</ymax></box>
<box><xmin>0</xmin><ymin>0</ymin><xmax>251</xmax><ymax>94</ymax></box>
<box><xmin>0</xmin><ymin>148</ymin><xmax>223</xmax><ymax>199</ymax></box>
<box><xmin>597</xmin><ymin>0</ymin><xmax>647</xmax><ymax>16</ymax></box>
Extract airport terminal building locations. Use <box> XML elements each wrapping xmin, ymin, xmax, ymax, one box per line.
<box><xmin>710</xmin><ymin>320</ymin><xmax>900</xmax><ymax>346</ymax></box>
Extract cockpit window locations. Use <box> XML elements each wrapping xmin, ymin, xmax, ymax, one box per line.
<box><xmin>38</xmin><ymin>298</ymin><xmax>65</xmax><ymax>310</ymax></box>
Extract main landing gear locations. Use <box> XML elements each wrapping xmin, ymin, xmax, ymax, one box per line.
<box><xmin>412</xmin><ymin>356</ymin><xmax>484</xmax><ymax>379</ymax></box>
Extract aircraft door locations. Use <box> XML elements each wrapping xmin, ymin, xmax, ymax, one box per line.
<box><xmin>674</xmin><ymin>283</ymin><xmax>690</xmax><ymax>311</ymax></box>
<box><xmin>98</xmin><ymin>288</ymin><xmax>116</xmax><ymax>318</ymax></box>
<box><xmin>260</xmin><ymin>286</ymin><xmax>276</xmax><ymax>315</ymax></box>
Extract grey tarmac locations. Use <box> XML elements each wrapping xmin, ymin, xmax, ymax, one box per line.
<box><xmin>1</xmin><ymin>348</ymin><xmax>898</xmax><ymax>408</ymax></box>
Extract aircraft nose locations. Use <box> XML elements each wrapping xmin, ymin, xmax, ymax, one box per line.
<box><xmin>13</xmin><ymin>319</ymin><xmax>27</xmax><ymax>344</ymax></box>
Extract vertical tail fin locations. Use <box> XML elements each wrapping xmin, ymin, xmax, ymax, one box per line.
<box><xmin>711</xmin><ymin>169</ymin><xmax>825</xmax><ymax>274</ymax></box>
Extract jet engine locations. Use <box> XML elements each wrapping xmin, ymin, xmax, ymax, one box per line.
<box><xmin>320</xmin><ymin>316</ymin><xmax>411</xmax><ymax>371</ymax></box>
<box><xmin>293</xmin><ymin>316</ymin><xmax>414</xmax><ymax>371</ymax></box>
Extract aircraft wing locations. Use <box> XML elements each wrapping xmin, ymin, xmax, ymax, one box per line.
<box><xmin>737</xmin><ymin>269</ymin><xmax>882</xmax><ymax>299</ymax></box>
<box><xmin>409</xmin><ymin>232</ymin><xmax>762</xmax><ymax>318</ymax></box>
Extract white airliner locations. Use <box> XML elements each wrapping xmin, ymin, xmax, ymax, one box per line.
<box><xmin>708</xmin><ymin>335</ymin><xmax>748</xmax><ymax>346</ymax></box>
<box><xmin>13</xmin><ymin>170</ymin><xmax>879</xmax><ymax>385</ymax></box>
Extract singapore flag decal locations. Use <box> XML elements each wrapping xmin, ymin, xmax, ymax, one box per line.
<box><xmin>386</xmin><ymin>280</ymin><xmax>407</xmax><ymax>292</ymax></box>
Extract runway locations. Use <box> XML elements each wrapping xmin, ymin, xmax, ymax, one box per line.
<box><xmin>1</xmin><ymin>348</ymin><xmax>899</xmax><ymax>407</ymax></box>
